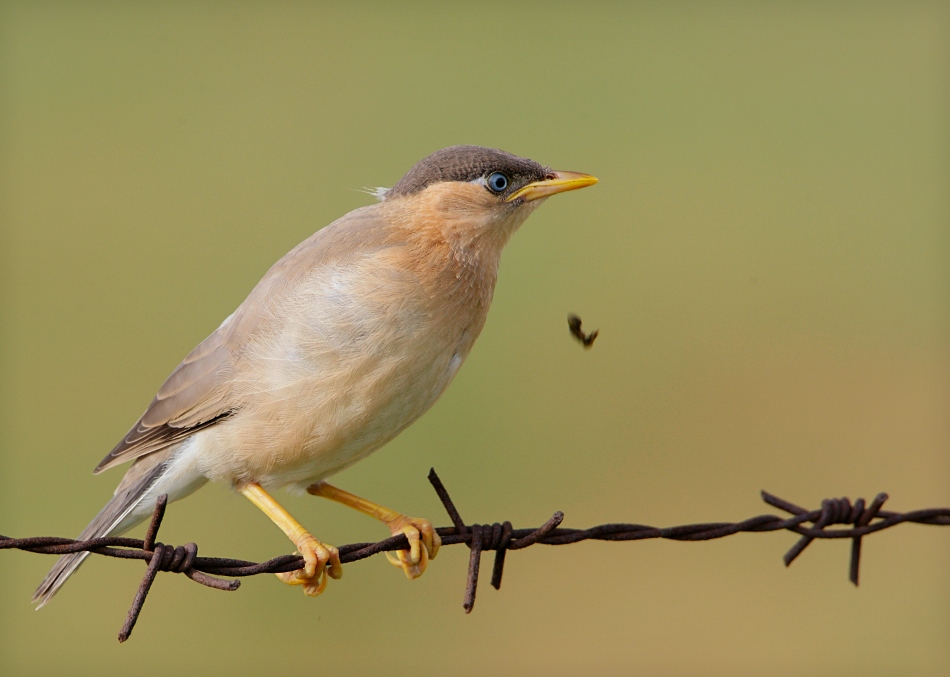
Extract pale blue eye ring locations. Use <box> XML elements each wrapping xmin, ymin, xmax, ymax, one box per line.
<box><xmin>487</xmin><ymin>172</ymin><xmax>509</xmax><ymax>193</ymax></box>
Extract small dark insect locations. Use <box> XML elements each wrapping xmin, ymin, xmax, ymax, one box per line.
<box><xmin>567</xmin><ymin>314</ymin><xmax>599</xmax><ymax>348</ymax></box>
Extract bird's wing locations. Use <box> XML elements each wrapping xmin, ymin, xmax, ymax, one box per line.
<box><xmin>94</xmin><ymin>313</ymin><xmax>240</xmax><ymax>474</ymax></box>
<box><xmin>93</xmin><ymin>203</ymin><xmax>394</xmax><ymax>475</ymax></box>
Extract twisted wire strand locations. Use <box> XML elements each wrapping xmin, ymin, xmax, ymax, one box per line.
<box><xmin>2</xmin><ymin>469</ymin><xmax>948</xmax><ymax>642</ymax></box>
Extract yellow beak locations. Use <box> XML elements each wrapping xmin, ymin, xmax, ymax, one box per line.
<box><xmin>506</xmin><ymin>170</ymin><xmax>599</xmax><ymax>202</ymax></box>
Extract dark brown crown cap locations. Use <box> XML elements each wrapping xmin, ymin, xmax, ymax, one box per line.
<box><xmin>387</xmin><ymin>145</ymin><xmax>549</xmax><ymax>199</ymax></box>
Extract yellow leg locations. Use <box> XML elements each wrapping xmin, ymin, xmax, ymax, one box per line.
<box><xmin>307</xmin><ymin>482</ymin><xmax>441</xmax><ymax>580</ymax></box>
<box><xmin>241</xmin><ymin>482</ymin><xmax>343</xmax><ymax>596</ymax></box>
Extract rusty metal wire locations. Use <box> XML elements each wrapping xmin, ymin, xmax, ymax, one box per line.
<box><xmin>2</xmin><ymin>468</ymin><xmax>948</xmax><ymax>642</ymax></box>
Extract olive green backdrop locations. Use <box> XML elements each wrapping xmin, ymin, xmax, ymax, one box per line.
<box><xmin>1</xmin><ymin>2</ymin><xmax>948</xmax><ymax>675</ymax></box>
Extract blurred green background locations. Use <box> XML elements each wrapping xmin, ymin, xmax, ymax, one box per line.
<box><xmin>2</xmin><ymin>2</ymin><xmax>948</xmax><ymax>675</ymax></box>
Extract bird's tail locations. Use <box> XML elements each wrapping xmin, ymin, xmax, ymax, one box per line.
<box><xmin>32</xmin><ymin>460</ymin><xmax>169</xmax><ymax>609</ymax></box>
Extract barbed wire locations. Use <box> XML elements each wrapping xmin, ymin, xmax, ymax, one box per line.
<box><xmin>2</xmin><ymin>468</ymin><xmax>948</xmax><ymax>643</ymax></box>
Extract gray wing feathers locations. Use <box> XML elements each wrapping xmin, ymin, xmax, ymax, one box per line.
<box><xmin>33</xmin><ymin>454</ymin><xmax>170</xmax><ymax>608</ymax></box>
<box><xmin>93</xmin><ymin>204</ymin><xmax>389</xmax><ymax>475</ymax></box>
<box><xmin>94</xmin><ymin>320</ymin><xmax>238</xmax><ymax>474</ymax></box>
<box><xmin>38</xmin><ymin>205</ymin><xmax>396</xmax><ymax>606</ymax></box>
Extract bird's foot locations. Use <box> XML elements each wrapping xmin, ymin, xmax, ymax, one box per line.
<box><xmin>305</xmin><ymin>481</ymin><xmax>440</xmax><ymax>580</ymax></box>
<box><xmin>383</xmin><ymin>515</ymin><xmax>441</xmax><ymax>580</ymax></box>
<box><xmin>276</xmin><ymin>532</ymin><xmax>343</xmax><ymax>596</ymax></box>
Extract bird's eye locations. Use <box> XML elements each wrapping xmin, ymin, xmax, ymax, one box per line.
<box><xmin>487</xmin><ymin>172</ymin><xmax>509</xmax><ymax>193</ymax></box>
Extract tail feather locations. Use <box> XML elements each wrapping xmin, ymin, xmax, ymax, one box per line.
<box><xmin>32</xmin><ymin>461</ymin><xmax>168</xmax><ymax>608</ymax></box>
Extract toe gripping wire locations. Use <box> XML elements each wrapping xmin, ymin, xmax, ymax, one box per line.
<box><xmin>4</xmin><ymin>470</ymin><xmax>950</xmax><ymax>642</ymax></box>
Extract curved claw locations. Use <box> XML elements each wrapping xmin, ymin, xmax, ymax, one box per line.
<box><xmin>385</xmin><ymin>546</ymin><xmax>429</xmax><ymax>579</ymax></box>
<box><xmin>303</xmin><ymin>482</ymin><xmax>441</xmax><ymax>582</ymax></box>
<box><xmin>275</xmin><ymin>534</ymin><xmax>342</xmax><ymax>596</ymax></box>
<box><xmin>386</xmin><ymin>517</ymin><xmax>441</xmax><ymax>580</ymax></box>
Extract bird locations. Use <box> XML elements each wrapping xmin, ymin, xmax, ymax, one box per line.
<box><xmin>33</xmin><ymin>145</ymin><xmax>597</xmax><ymax>605</ymax></box>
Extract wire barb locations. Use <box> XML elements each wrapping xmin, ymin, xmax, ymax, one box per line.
<box><xmin>3</xmin><ymin>472</ymin><xmax>948</xmax><ymax>642</ymax></box>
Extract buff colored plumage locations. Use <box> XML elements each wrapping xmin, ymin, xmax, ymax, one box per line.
<box><xmin>34</xmin><ymin>146</ymin><xmax>596</xmax><ymax>605</ymax></box>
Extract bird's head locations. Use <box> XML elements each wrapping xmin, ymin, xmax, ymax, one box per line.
<box><xmin>377</xmin><ymin>145</ymin><xmax>597</xmax><ymax>252</ymax></box>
